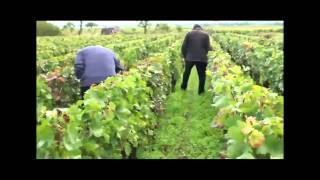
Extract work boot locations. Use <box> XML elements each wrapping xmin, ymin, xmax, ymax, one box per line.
<box><xmin>181</xmin><ymin>84</ymin><xmax>187</xmax><ymax>91</ymax></box>
<box><xmin>198</xmin><ymin>89</ymin><xmax>205</xmax><ymax>95</ymax></box>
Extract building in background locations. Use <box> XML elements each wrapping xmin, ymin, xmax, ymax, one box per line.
<box><xmin>101</xmin><ymin>26</ymin><xmax>120</xmax><ymax>35</ymax></box>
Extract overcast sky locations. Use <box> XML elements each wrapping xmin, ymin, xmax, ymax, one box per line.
<box><xmin>47</xmin><ymin>21</ymin><xmax>283</xmax><ymax>28</ymax></box>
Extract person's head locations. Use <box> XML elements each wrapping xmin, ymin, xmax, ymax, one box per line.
<box><xmin>192</xmin><ymin>24</ymin><xmax>202</xmax><ymax>30</ymax></box>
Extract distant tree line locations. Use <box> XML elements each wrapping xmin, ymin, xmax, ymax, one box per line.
<box><xmin>37</xmin><ymin>21</ymin><xmax>102</xmax><ymax>36</ymax></box>
<box><xmin>37</xmin><ymin>21</ymin><xmax>61</xmax><ymax>36</ymax></box>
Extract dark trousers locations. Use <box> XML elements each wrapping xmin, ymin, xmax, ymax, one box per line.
<box><xmin>80</xmin><ymin>86</ymin><xmax>91</xmax><ymax>100</ymax></box>
<box><xmin>80</xmin><ymin>82</ymin><xmax>101</xmax><ymax>99</ymax></box>
<box><xmin>181</xmin><ymin>61</ymin><xmax>207</xmax><ymax>94</ymax></box>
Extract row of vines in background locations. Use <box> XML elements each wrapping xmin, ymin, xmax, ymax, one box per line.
<box><xmin>214</xmin><ymin>32</ymin><xmax>283</xmax><ymax>50</ymax></box>
<box><xmin>212</xmin><ymin>33</ymin><xmax>283</xmax><ymax>94</ymax></box>
<box><xmin>207</xmin><ymin>40</ymin><xmax>283</xmax><ymax>159</ymax></box>
<box><xmin>210</xmin><ymin>27</ymin><xmax>283</xmax><ymax>36</ymax></box>
<box><xmin>37</xmin><ymin>33</ymin><xmax>172</xmax><ymax>60</ymax></box>
<box><xmin>37</xmin><ymin>33</ymin><xmax>179</xmax><ymax>74</ymax></box>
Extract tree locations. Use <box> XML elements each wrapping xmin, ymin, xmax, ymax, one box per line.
<box><xmin>155</xmin><ymin>23</ymin><xmax>170</xmax><ymax>32</ymax></box>
<box><xmin>79</xmin><ymin>21</ymin><xmax>83</xmax><ymax>35</ymax></box>
<box><xmin>85</xmin><ymin>22</ymin><xmax>98</xmax><ymax>29</ymax></box>
<box><xmin>37</xmin><ymin>21</ymin><xmax>61</xmax><ymax>36</ymax></box>
<box><xmin>202</xmin><ymin>24</ymin><xmax>210</xmax><ymax>28</ymax></box>
<box><xmin>176</xmin><ymin>25</ymin><xmax>183</xmax><ymax>32</ymax></box>
<box><xmin>138</xmin><ymin>21</ymin><xmax>150</xmax><ymax>34</ymax></box>
<box><xmin>63</xmin><ymin>22</ymin><xmax>75</xmax><ymax>32</ymax></box>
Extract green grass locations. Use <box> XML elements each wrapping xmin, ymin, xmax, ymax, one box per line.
<box><xmin>137</xmin><ymin>67</ymin><xmax>224</xmax><ymax>159</ymax></box>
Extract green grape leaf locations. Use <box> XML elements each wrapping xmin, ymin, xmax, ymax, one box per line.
<box><xmin>37</xmin><ymin>120</ymin><xmax>55</xmax><ymax>148</ymax></box>
<box><xmin>214</xmin><ymin>82</ymin><xmax>224</xmax><ymax>93</ymax></box>
<box><xmin>256</xmin><ymin>144</ymin><xmax>268</xmax><ymax>155</ymax></box>
<box><xmin>63</xmin><ymin>149</ymin><xmax>82</xmax><ymax>159</ymax></box>
<box><xmin>262</xmin><ymin>106</ymin><xmax>274</xmax><ymax>118</ymax></box>
<box><xmin>108</xmin><ymin>102</ymin><xmax>116</xmax><ymax>111</ymax></box>
<box><xmin>265</xmin><ymin>134</ymin><xmax>283</xmax><ymax>157</ymax></box>
<box><xmin>224</xmin><ymin>116</ymin><xmax>240</xmax><ymax>128</ymax></box>
<box><xmin>92</xmin><ymin>127</ymin><xmax>104</xmax><ymax>137</ymax></box>
<box><xmin>117</xmin><ymin>107</ymin><xmax>131</xmax><ymax>116</ymax></box>
<box><xmin>103</xmin><ymin>133</ymin><xmax>110</xmax><ymax>144</ymax></box>
<box><xmin>83</xmin><ymin>140</ymin><xmax>99</xmax><ymax>153</ymax></box>
<box><xmin>46</xmin><ymin>94</ymin><xmax>53</xmax><ymax>99</ymax></box>
<box><xmin>63</xmin><ymin>123</ymin><xmax>82</xmax><ymax>151</ymax></box>
<box><xmin>228</xmin><ymin>126</ymin><xmax>245</xmax><ymax>142</ymax></box>
<box><xmin>240</xmin><ymin>83</ymin><xmax>252</xmax><ymax>93</ymax></box>
<box><xmin>124</xmin><ymin>142</ymin><xmax>132</xmax><ymax>156</ymax></box>
<box><xmin>90</xmin><ymin>121</ymin><xmax>104</xmax><ymax>138</ymax></box>
<box><xmin>213</xmin><ymin>96</ymin><xmax>230</xmax><ymax>108</ymax></box>
<box><xmin>227</xmin><ymin>141</ymin><xmax>248</xmax><ymax>158</ymax></box>
<box><xmin>147</xmin><ymin>129</ymin><xmax>154</xmax><ymax>136</ymax></box>
<box><xmin>68</xmin><ymin>105</ymin><xmax>83</xmax><ymax>121</ymax></box>
<box><xmin>84</xmin><ymin>98</ymin><xmax>105</xmax><ymax>112</ymax></box>
<box><xmin>239</xmin><ymin>101</ymin><xmax>259</xmax><ymax>114</ymax></box>
<box><xmin>236</xmin><ymin>152</ymin><xmax>255</xmax><ymax>159</ymax></box>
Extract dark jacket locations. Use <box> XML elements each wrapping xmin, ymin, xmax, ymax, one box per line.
<box><xmin>181</xmin><ymin>30</ymin><xmax>212</xmax><ymax>62</ymax></box>
<box><xmin>75</xmin><ymin>46</ymin><xmax>124</xmax><ymax>87</ymax></box>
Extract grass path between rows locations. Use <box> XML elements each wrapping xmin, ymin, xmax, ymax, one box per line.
<box><xmin>137</xmin><ymin>67</ymin><xmax>224</xmax><ymax>159</ymax></box>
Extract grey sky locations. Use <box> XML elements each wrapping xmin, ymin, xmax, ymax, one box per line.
<box><xmin>47</xmin><ymin>21</ymin><xmax>283</xmax><ymax>28</ymax></box>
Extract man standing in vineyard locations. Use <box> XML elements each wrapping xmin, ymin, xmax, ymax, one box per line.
<box><xmin>75</xmin><ymin>45</ymin><xmax>124</xmax><ymax>99</ymax></box>
<box><xmin>181</xmin><ymin>24</ymin><xmax>212</xmax><ymax>95</ymax></box>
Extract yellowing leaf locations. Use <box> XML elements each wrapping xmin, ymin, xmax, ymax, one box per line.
<box><xmin>241</xmin><ymin>126</ymin><xmax>254</xmax><ymax>136</ymax></box>
<box><xmin>205</xmin><ymin>70</ymin><xmax>212</xmax><ymax>77</ymax></box>
<box><xmin>248</xmin><ymin>130</ymin><xmax>265</xmax><ymax>148</ymax></box>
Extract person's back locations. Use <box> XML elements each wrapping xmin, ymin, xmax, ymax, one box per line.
<box><xmin>75</xmin><ymin>45</ymin><xmax>123</xmax><ymax>98</ymax></box>
<box><xmin>77</xmin><ymin>46</ymin><xmax>116</xmax><ymax>87</ymax></box>
<box><xmin>182</xmin><ymin>29</ymin><xmax>211</xmax><ymax>62</ymax></box>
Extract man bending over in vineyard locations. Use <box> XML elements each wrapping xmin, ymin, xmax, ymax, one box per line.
<box><xmin>181</xmin><ymin>24</ymin><xmax>212</xmax><ymax>95</ymax></box>
<box><xmin>75</xmin><ymin>45</ymin><xmax>124</xmax><ymax>99</ymax></box>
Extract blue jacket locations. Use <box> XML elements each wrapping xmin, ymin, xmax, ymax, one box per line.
<box><xmin>75</xmin><ymin>46</ymin><xmax>123</xmax><ymax>87</ymax></box>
